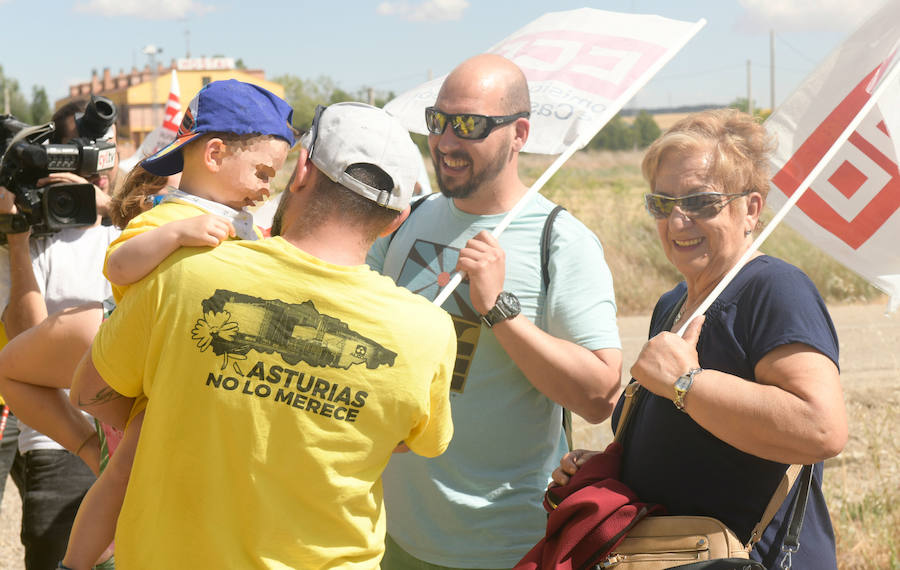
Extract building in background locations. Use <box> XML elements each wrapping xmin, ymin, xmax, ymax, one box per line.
<box><xmin>61</xmin><ymin>57</ymin><xmax>285</xmax><ymax>154</ymax></box>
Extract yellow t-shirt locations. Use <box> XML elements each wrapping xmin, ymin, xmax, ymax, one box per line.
<box><xmin>92</xmin><ymin>237</ymin><xmax>456</xmax><ymax>568</ymax></box>
<box><xmin>104</xmin><ymin>199</ymin><xmax>263</xmax><ymax>302</ymax></box>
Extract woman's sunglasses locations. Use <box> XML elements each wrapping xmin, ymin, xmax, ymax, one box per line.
<box><xmin>424</xmin><ymin>107</ymin><xmax>529</xmax><ymax>140</ymax></box>
<box><xmin>644</xmin><ymin>190</ymin><xmax>751</xmax><ymax>220</ymax></box>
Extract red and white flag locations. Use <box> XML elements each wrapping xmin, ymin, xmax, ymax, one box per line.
<box><xmin>766</xmin><ymin>1</ymin><xmax>900</xmax><ymax>311</ymax></box>
<box><xmin>119</xmin><ymin>70</ymin><xmax>183</xmax><ymax>174</ymax></box>
<box><xmin>386</xmin><ymin>8</ymin><xmax>705</xmax><ymax>154</ymax></box>
<box><xmin>162</xmin><ymin>69</ymin><xmax>183</xmax><ymax>134</ymax></box>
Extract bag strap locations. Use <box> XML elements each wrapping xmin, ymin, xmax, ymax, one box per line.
<box><xmin>746</xmin><ymin>464</ymin><xmax>804</xmax><ymax>548</ymax></box>
<box><xmin>777</xmin><ymin>464</ymin><xmax>814</xmax><ymax>569</ymax></box>
<box><xmin>386</xmin><ymin>194</ymin><xmax>429</xmax><ymax>246</ymax></box>
<box><xmin>539</xmin><ymin>206</ymin><xmax>574</xmax><ymax>450</ymax></box>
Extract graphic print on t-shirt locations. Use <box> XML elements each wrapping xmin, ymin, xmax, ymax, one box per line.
<box><xmin>396</xmin><ymin>239</ymin><xmax>479</xmax><ymax>393</ymax></box>
<box><xmin>191</xmin><ymin>289</ymin><xmax>397</xmax><ymax>372</ymax></box>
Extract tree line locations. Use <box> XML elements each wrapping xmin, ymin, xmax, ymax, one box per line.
<box><xmin>0</xmin><ymin>65</ymin><xmax>51</xmax><ymax>125</ymax></box>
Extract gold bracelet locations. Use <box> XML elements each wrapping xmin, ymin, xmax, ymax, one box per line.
<box><xmin>74</xmin><ymin>431</ymin><xmax>98</xmax><ymax>456</ymax></box>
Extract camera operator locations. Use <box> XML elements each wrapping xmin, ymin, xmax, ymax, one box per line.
<box><xmin>0</xmin><ymin>98</ymin><xmax>120</xmax><ymax>570</ymax></box>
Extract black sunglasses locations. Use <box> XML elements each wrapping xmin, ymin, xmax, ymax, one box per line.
<box><xmin>644</xmin><ymin>190</ymin><xmax>751</xmax><ymax>220</ymax></box>
<box><xmin>424</xmin><ymin>107</ymin><xmax>529</xmax><ymax>140</ymax></box>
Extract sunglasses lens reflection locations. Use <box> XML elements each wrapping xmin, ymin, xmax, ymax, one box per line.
<box><xmin>645</xmin><ymin>194</ymin><xmax>726</xmax><ymax>219</ymax></box>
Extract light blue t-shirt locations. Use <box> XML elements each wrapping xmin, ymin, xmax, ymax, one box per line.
<box><xmin>367</xmin><ymin>192</ymin><xmax>620</xmax><ymax>567</ymax></box>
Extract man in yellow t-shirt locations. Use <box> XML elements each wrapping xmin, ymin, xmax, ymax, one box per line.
<box><xmin>72</xmin><ymin>102</ymin><xmax>456</xmax><ymax>568</ymax></box>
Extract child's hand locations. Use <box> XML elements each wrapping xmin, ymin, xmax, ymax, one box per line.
<box><xmin>171</xmin><ymin>215</ymin><xmax>236</xmax><ymax>247</ymax></box>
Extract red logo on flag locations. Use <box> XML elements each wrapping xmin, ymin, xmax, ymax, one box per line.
<box><xmin>772</xmin><ymin>67</ymin><xmax>900</xmax><ymax>249</ymax></box>
<box><xmin>491</xmin><ymin>31</ymin><xmax>666</xmax><ymax>98</ymax></box>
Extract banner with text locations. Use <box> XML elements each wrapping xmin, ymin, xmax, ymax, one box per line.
<box><xmin>385</xmin><ymin>8</ymin><xmax>704</xmax><ymax>154</ymax></box>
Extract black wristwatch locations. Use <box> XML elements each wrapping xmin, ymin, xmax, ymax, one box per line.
<box><xmin>480</xmin><ymin>291</ymin><xmax>521</xmax><ymax>328</ymax></box>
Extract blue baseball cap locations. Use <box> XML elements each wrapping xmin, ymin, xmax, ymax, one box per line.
<box><xmin>141</xmin><ymin>79</ymin><xmax>295</xmax><ymax>176</ymax></box>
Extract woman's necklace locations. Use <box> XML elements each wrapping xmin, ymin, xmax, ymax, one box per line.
<box><xmin>674</xmin><ymin>300</ymin><xmax>687</xmax><ymax>324</ymax></box>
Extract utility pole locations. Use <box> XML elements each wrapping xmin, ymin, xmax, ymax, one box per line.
<box><xmin>143</xmin><ymin>45</ymin><xmax>163</xmax><ymax>126</ymax></box>
<box><xmin>747</xmin><ymin>59</ymin><xmax>753</xmax><ymax>116</ymax></box>
<box><xmin>770</xmin><ymin>30</ymin><xmax>776</xmax><ymax>112</ymax></box>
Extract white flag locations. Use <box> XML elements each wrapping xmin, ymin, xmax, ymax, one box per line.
<box><xmin>766</xmin><ymin>0</ymin><xmax>900</xmax><ymax>311</ymax></box>
<box><xmin>385</xmin><ymin>8</ymin><xmax>704</xmax><ymax>154</ymax></box>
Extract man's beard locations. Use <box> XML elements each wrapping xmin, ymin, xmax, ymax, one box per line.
<box><xmin>432</xmin><ymin>147</ymin><xmax>508</xmax><ymax>200</ymax></box>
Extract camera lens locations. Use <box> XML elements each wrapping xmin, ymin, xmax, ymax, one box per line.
<box><xmin>48</xmin><ymin>188</ymin><xmax>77</xmax><ymax>218</ymax></box>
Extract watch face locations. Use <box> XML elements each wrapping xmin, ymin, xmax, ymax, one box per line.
<box><xmin>498</xmin><ymin>291</ymin><xmax>520</xmax><ymax>313</ymax></box>
<box><xmin>674</xmin><ymin>375</ymin><xmax>692</xmax><ymax>391</ymax></box>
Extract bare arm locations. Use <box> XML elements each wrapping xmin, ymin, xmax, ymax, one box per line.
<box><xmin>630</xmin><ymin>317</ymin><xmax>847</xmax><ymax>465</ymax></box>
<box><xmin>0</xmin><ymin>185</ymin><xmax>44</xmax><ymax>337</ymax></box>
<box><xmin>106</xmin><ymin>214</ymin><xmax>236</xmax><ymax>286</ymax></box>
<box><xmin>458</xmin><ymin>230</ymin><xmax>623</xmax><ymax>423</ymax></box>
<box><xmin>70</xmin><ymin>346</ymin><xmax>134</xmax><ymax>431</ymax></box>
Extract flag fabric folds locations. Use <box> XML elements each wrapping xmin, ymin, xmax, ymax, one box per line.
<box><xmin>766</xmin><ymin>1</ymin><xmax>900</xmax><ymax>311</ymax></box>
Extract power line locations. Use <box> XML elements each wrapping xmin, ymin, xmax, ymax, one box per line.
<box><xmin>774</xmin><ymin>32</ymin><xmax>819</xmax><ymax>65</ymax></box>
<box><xmin>653</xmin><ymin>63</ymin><xmax>745</xmax><ymax>82</ymax></box>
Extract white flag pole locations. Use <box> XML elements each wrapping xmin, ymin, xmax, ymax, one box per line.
<box><xmin>675</xmin><ymin>56</ymin><xmax>900</xmax><ymax>336</ymax></box>
<box><xmin>433</xmin><ymin>18</ymin><xmax>707</xmax><ymax>307</ymax></box>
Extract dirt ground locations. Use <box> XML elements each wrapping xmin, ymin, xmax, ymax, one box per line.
<box><xmin>0</xmin><ymin>303</ymin><xmax>897</xmax><ymax>568</ymax></box>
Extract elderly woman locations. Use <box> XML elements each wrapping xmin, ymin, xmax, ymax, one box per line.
<box><xmin>554</xmin><ymin>109</ymin><xmax>847</xmax><ymax>568</ymax></box>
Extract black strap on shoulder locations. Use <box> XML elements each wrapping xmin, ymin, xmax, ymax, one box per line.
<box><xmin>539</xmin><ymin>205</ymin><xmax>573</xmax><ymax>450</ymax></box>
<box><xmin>387</xmin><ymin>194</ymin><xmax>429</xmax><ymax>246</ymax></box>
<box><xmin>540</xmin><ymin>205</ymin><xmax>566</xmax><ymax>291</ymax></box>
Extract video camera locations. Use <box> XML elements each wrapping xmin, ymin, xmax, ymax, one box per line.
<box><xmin>0</xmin><ymin>95</ymin><xmax>118</xmax><ymax>237</ymax></box>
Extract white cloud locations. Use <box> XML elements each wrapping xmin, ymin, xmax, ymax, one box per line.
<box><xmin>75</xmin><ymin>0</ymin><xmax>215</xmax><ymax>20</ymax></box>
<box><xmin>377</xmin><ymin>0</ymin><xmax>468</xmax><ymax>22</ymax></box>
<box><xmin>737</xmin><ymin>0</ymin><xmax>886</xmax><ymax>33</ymax></box>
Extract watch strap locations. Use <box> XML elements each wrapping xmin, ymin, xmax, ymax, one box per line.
<box><xmin>673</xmin><ymin>367</ymin><xmax>702</xmax><ymax>411</ymax></box>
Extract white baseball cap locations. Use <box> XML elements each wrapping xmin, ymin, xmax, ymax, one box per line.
<box><xmin>301</xmin><ymin>102</ymin><xmax>419</xmax><ymax>211</ymax></box>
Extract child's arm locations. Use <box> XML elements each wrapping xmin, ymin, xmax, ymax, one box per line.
<box><xmin>106</xmin><ymin>215</ymin><xmax>236</xmax><ymax>286</ymax></box>
<box><xmin>62</xmin><ymin>410</ymin><xmax>144</xmax><ymax>570</ymax></box>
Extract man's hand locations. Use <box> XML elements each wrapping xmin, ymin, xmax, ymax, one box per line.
<box><xmin>456</xmin><ymin>230</ymin><xmax>506</xmax><ymax>314</ymax></box>
<box><xmin>0</xmin><ymin>186</ymin><xmax>30</xmax><ymax>241</ymax></box>
<box><xmin>0</xmin><ymin>186</ymin><xmax>18</xmax><ymax>215</ymax></box>
<box><xmin>36</xmin><ymin>172</ymin><xmax>109</xmax><ymax>219</ymax></box>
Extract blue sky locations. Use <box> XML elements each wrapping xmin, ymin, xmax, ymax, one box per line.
<box><xmin>0</xmin><ymin>0</ymin><xmax>888</xmax><ymax>111</ymax></box>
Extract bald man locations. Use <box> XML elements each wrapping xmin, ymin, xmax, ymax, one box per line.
<box><xmin>368</xmin><ymin>54</ymin><xmax>624</xmax><ymax>568</ymax></box>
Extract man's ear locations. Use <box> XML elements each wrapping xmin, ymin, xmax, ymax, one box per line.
<box><xmin>378</xmin><ymin>205</ymin><xmax>411</xmax><ymax>238</ymax></box>
<box><xmin>288</xmin><ymin>147</ymin><xmax>312</xmax><ymax>193</ymax></box>
<box><xmin>203</xmin><ymin>138</ymin><xmax>227</xmax><ymax>171</ymax></box>
<box><xmin>512</xmin><ymin>117</ymin><xmax>529</xmax><ymax>152</ymax></box>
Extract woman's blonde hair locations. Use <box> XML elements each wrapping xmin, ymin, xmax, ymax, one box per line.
<box><xmin>641</xmin><ymin>108</ymin><xmax>776</xmax><ymax>200</ymax></box>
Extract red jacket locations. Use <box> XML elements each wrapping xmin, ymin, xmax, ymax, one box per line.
<box><xmin>514</xmin><ymin>442</ymin><xmax>664</xmax><ymax>570</ymax></box>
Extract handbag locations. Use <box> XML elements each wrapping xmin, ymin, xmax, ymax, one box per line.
<box><xmin>586</xmin><ymin>383</ymin><xmax>812</xmax><ymax>570</ymax></box>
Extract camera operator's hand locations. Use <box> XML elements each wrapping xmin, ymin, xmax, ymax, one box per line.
<box><xmin>36</xmin><ymin>173</ymin><xmax>111</xmax><ymax>220</ymax></box>
<box><xmin>0</xmin><ymin>186</ymin><xmax>30</xmax><ymax>241</ymax></box>
<box><xmin>0</xmin><ymin>186</ymin><xmax>17</xmax><ymax>215</ymax></box>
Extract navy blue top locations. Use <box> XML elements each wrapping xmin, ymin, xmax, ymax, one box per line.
<box><xmin>612</xmin><ymin>256</ymin><xmax>839</xmax><ymax>569</ymax></box>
